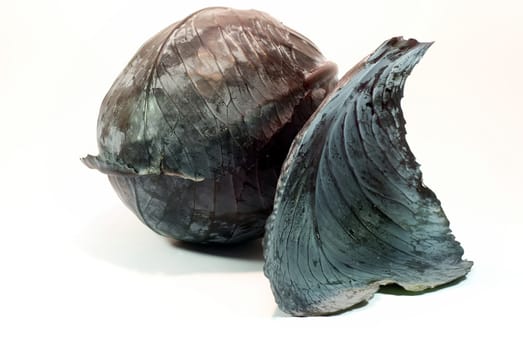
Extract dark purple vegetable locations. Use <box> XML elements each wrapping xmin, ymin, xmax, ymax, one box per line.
<box><xmin>263</xmin><ymin>37</ymin><xmax>472</xmax><ymax>316</ymax></box>
<box><xmin>82</xmin><ymin>7</ymin><xmax>337</xmax><ymax>243</ymax></box>
<box><xmin>82</xmin><ymin>6</ymin><xmax>472</xmax><ymax>317</ymax></box>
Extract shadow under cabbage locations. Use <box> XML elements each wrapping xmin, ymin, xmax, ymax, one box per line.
<box><xmin>78</xmin><ymin>207</ymin><xmax>264</xmax><ymax>275</ymax></box>
<box><xmin>377</xmin><ymin>276</ymin><xmax>468</xmax><ymax>296</ymax></box>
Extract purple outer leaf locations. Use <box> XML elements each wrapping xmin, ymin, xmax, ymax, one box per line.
<box><xmin>264</xmin><ymin>37</ymin><xmax>472</xmax><ymax>315</ymax></box>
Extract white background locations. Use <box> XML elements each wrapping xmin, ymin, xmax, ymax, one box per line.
<box><xmin>1</xmin><ymin>0</ymin><xmax>522</xmax><ymax>348</ymax></box>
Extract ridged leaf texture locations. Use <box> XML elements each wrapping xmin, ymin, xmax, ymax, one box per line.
<box><xmin>264</xmin><ymin>37</ymin><xmax>472</xmax><ymax>316</ymax></box>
